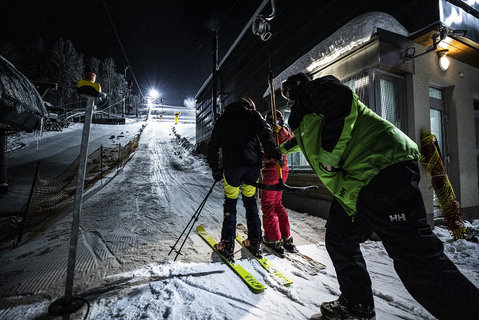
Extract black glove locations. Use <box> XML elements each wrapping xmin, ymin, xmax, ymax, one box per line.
<box><xmin>212</xmin><ymin>169</ymin><xmax>223</xmax><ymax>181</ymax></box>
<box><xmin>270</xmin><ymin>147</ymin><xmax>284</xmax><ymax>167</ymax></box>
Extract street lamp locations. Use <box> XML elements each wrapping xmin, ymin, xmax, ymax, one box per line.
<box><xmin>124</xmin><ymin>65</ymin><xmax>131</xmax><ymax>78</ymax></box>
<box><xmin>149</xmin><ymin>89</ymin><xmax>159</xmax><ymax>99</ymax></box>
<box><xmin>146</xmin><ymin>89</ymin><xmax>160</xmax><ymax>121</ymax></box>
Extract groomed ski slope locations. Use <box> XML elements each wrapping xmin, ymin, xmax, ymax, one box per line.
<box><xmin>1</xmin><ymin>120</ymin><xmax>478</xmax><ymax>320</ymax></box>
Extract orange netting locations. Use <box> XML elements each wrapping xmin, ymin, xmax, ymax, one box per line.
<box><xmin>420</xmin><ymin>130</ymin><xmax>465</xmax><ymax>240</ymax></box>
<box><xmin>22</xmin><ymin>125</ymin><xmax>145</xmax><ymax>235</ymax></box>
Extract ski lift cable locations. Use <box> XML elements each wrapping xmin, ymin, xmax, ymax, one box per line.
<box><xmin>56</xmin><ymin>100</ymin><xmax>87</xmax><ymax>108</ymax></box>
<box><xmin>98</xmin><ymin>98</ymin><xmax>125</xmax><ymax>110</ymax></box>
<box><xmin>101</xmin><ymin>0</ymin><xmax>145</xmax><ymax>99</ymax></box>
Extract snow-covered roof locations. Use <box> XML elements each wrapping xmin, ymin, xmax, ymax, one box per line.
<box><xmin>0</xmin><ymin>55</ymin><xmax>46</xmax><ymax>131</ymax></box>
<box><xmin>265</xmin><ymin>11</ymin><xmax>409</xmax><ymax>96</ymax></box>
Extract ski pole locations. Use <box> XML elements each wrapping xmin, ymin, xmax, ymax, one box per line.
<box><xmin>247</xmin><ymin>71</ymin><xmax>317</xmax><ymax>192</ymax></box>
<box><xmin>268</xmin><ymin>71</ymin><xmax>284</xmax><ymax>183</ymax></box>
<box><xmin>168</xmin><ymin>180</ymin><xmax>217</xmax><ymax>261</ymax></box>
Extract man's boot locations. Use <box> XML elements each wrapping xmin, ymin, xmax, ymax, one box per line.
<box><xmin>215</xmin><ymin>238</ymin><xmax>235</xmax><ymax>263</ymax></box>
<box><xmin>320</xmin><ymin>295</ymin><xmax>375</xmax><ymax>320</ymax></box>
<box><xmin>243</xmin><ymin>238</ymin><xmax>263</xmax><ymax>259</ymax></box>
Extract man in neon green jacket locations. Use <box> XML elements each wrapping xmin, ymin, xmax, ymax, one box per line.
<box><xmin>280</xmin><ymin>73</ymin><xmax>479</xmax><ymax>320</ymax></box>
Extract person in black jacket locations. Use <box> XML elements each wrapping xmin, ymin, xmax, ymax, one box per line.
<box><xmin>207</xmin><ymin>98</ymin><xmax>283</xmax><ymax>262</ymax></box>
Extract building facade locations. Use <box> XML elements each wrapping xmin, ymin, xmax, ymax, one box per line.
<box><xmin>195</xmin><ymin>0</ymin><xmax>479</xmax><ymax>224</ymax></box>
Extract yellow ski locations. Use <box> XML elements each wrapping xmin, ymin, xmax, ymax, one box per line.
<box><xmin>196</xmin><ymin>225</ymin><xmax>266</xmax><ymax>294</ymax></box>
<box><xmin>236</xmin><ymin>230</ymin><xmax>293</xmax><ymax>287</ymax></box>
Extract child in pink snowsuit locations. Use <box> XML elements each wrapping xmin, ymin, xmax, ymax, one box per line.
<box><xmin>261</xmin><ymin>111</ymin><xmax>297</xmax><ymax>254</ymax></box>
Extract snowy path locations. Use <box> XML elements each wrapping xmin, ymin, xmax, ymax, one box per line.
<box><xmin>0</xmin><ymin>121</ymin><xmax>477</xmax><ymax>319</ymax></box>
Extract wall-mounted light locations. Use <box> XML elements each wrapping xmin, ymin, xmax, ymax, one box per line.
<box><xmin>401</xmin><ymin>26</ymin><xmax>466</xmax><ymax>63</ymax></box>
<box><xmin>437</xmin><ymin>49</ymin><xmax>450</xmax><ymax>71</ymax></box>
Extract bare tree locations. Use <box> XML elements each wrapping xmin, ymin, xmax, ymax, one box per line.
<box><xmin>86</xmin><ymin>56</ymin><xmax>101</xmax><ymax>76</ymax></box>
<box><xmin>49</xmin><ymin>38</ymin><xmax>83</xmax><ymax>108</ymax></box>
<box><xmin>99</xmin><ymin>58</ymin><xmax>128</xmax><ymax>116</ymax></box>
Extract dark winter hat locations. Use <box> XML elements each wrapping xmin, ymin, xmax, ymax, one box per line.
<box><xmin>281</xmin><ymin>72</ymin><xmax>311</xmax><ymax>101</ymax></box>
<box><xmin>266</xmin><ymin>110</ymin><xmax>284</xmax><ymax>126</ymax></box>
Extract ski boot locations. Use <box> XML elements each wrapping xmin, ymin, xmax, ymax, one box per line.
<box><xmin>214</xmin><ymin>238</ymin><xmax>235</xmax><ymax>263</ymax></box>
<box><xmin>320</xmin><ymin>295</ymin><xmax>375</xmax><ymax>320</ymax></box>
<box><xmin>263</xmin><ymin>236</ymin><xmax>285</xmax><ymax>256</ymax></box>
<box><xmin>282</xmin><ymin>236</ymin><xmax>298</xmax><ymax>253</ymax></box>
<box><xmin>243</xmin><ymin>238</ymin><xmax>263</xmax><ymax>259</ymax></box>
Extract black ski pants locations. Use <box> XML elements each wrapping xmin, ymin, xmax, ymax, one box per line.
<box><xmin>221</xmin><ymin>166</ymin><xmax>262</xmax><ymax>242</ymax></box>
<box><xmin>325</xmin><ymin>160</ymin><xmax>479</xmax><ymax>319</ymax></box>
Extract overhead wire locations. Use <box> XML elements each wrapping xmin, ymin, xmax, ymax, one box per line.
<box><xmin>101</xmin><ymin>0</ymin><xmax>145</xmax><ymax>99</ymax></box>
<box><xmin>100</xmin><ymin>0</ymin><xmax>246</xmax><ymax>101</ymax></box>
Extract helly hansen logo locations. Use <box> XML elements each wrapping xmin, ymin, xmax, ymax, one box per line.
<box><xmin>339</xmin><ymin>187</ymin><xmax>346</xmax><ymax>198</ymax></box>
<box><xmin>389</xmin><ymin>213</ymin><xmax>406</xmax><ymax>222</ymax></box>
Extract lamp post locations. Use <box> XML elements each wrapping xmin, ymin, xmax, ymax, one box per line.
<box><xmin>124</xmin><ymin>65</ymin><xmax>131</xmax><ymax>78</ymax></box>
<box><xmin>147</xmin><ymin>89</ymin><xmax>160</xmax><ymax>120</ymax></box>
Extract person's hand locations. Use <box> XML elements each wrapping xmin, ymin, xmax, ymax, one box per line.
<box><xmin>274</xmin><ymin>124</ymin><xmax>281</xmax><ymax>133</ymax></box>
<box><xmin>271</xmin><ymin>148</ymin><xmax>284</xmax><ymax>167</ymax></box>
<box><xmin>321</xmin><ymin>163</ymin><xmax>341</xmax><ymax>172</ymax></box>
<box><xmin>212</xmin><ymin>169</ymin><xmax>223</xmax><ymax>181</ymax></box>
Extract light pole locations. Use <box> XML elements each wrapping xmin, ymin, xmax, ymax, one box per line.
<box><xmin>124</xmin><ymin>65</ymin><xmax>131</xmax><ymax>78</ymax></box>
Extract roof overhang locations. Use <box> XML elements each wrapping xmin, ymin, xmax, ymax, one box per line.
<box><xmin>413</xmin><ymin>29</ymin><xmax>479</xmax><ymax>68</ymax></box>
<box><xmin>409</xmin><ymin>0</ymin><xmax>479</xmax><ymax>68</ymax></box>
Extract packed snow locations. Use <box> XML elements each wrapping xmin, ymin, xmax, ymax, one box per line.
<box><xmin>0</xmin><ymin>119</ymin><xmax>478</xmax><ymax>320</ymax></box>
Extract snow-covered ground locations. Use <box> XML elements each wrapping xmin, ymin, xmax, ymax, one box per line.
<box><xmin>0</xmin><ymin>120</ymin><xmax>478</xmax><ymax>320</ymax></box>
<box><xmin>1</xmin><ymin>118</ymin><xmax>147</xmax><ymax>216</ymax></box>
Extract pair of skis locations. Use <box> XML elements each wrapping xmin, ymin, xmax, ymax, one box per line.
<box><xmin>197</xmin><ymin>224</ymin><xmax>325</xmax><ymax>294</ymax></box>
<box><xmin>237</xmin><ymin>223</ymin><xmax>326</xmax><ymax>276</ymax></box>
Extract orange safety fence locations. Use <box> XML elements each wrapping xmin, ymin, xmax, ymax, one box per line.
<box><xmin>420</xmin><ymin>129</ymin><xmax>465</xmax><ymax>240</ymax></box>
<box><xmin>20</xmin><ymin>124</ymin><xmax>145</xmax><ymax>237</ymax></box>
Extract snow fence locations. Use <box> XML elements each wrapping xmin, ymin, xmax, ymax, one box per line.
<box><xmin>420</xmin><ymin>129</ymin><xmax>466</xmax><ymax>240</ymax></box>
<box><xmin>18</xmin><ymin>124</ymin><xmax>146</xmax><ymax>242</ymax></box>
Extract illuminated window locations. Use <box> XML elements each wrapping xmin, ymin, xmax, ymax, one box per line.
<box><xmin>429</xmin><ymin>86</ymin><xmax>447</xmax><ymax>217</ymax></box>
<box><xmin>429</xmin><ymin>86</ymin><xmax>446</xmax><ymax>159</ymax></box>
<box><xmin>380</xmin><ymin>78</ymin><xmax>398</xmax><ymax>127</ymax></box>
<box><xmin>429</xmin><ymin>87</ymin><xmax>443</xmax><ymax>100</ymax></box>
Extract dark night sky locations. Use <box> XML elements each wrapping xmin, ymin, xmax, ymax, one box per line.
<box><xmin>0</xmin><ymin>0</ymin><xmax>260</xmax><ymax>106</ymax></box>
